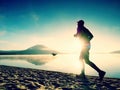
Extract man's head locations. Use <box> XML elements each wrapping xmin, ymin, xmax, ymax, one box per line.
<box><xmin>77</xmin><ymin>20</ymin><xmax>84</xmax><ymax>26</ymax></box>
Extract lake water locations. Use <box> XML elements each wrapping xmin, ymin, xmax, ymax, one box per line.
<box><xmin>0</xmin><ymin>53</ymin><xmax>120</xmax><ymax>78</ymax></box>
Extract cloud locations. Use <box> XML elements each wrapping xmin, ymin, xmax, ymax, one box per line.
<box><xmin>0</xmin><ymin>40</ymin><xmax>8</xmax><ymax>44</ymax></box>
<box><xmin>31</xmin><ymin>13</ymin><xmax>40</xmax><ymax>22</ymax></box>
<box><xmin>0</xmin><ymin>40</ymin><xmax>19</xmax><ymax>50</ymax></box>
<box><xmin>0</xmin><ymin>30</ymin><xmax>6</xmax><ymax>36</ymax></box>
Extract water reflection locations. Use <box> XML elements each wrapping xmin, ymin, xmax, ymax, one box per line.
<box><xmin>0</xmin><ymin>55</ymin><xmax>55</xmax><ymax>65</ymax></box>
<box><xmin>0</xmin><ymin>54</ymin><xmax>120</xmax><ymax>78</ymax></box>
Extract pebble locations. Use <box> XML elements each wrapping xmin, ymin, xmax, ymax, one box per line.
<box><xmin>0</xmin><ymin>65</ymin><xmax>120</xmax><ymax>90</ymax></box>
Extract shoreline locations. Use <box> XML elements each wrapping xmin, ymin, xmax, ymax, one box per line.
<box><xmin>0</xmin><ymin>65</ymin><xmax>120</xmax><ymax>90</ymax></box>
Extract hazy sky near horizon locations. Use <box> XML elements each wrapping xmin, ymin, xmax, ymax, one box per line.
<box><xmin>0</xmin><ymin>0</ymin><xmax>120</xmax><ymax>53</ymax></box>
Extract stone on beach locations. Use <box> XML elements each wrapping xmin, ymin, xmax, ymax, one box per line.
<box><xmin>0</xmin><ymin>65</ymin><xmax>120</xmax><ymax>90</ymax></box>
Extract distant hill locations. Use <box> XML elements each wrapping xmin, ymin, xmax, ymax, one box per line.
<box><xmin>0</xmin><ymin>45</ymin><xmax>58</xmax><ymax>55</ymax></box>
<box><xmin>111</xmin><ymin>50</ymin><xmax>120</xmax><ymax>54</ymax></box>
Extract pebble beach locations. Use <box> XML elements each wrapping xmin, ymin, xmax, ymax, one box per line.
<box><xmin>0</xmin><ymin>65</ymin><xmax>120</xmax><ymax>90</ymax></box>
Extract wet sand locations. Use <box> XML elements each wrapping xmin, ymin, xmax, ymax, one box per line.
<box><xmin>0</xmin><ymin>65</ymin><xmax>120</xmax><ymax>90</ymax></box>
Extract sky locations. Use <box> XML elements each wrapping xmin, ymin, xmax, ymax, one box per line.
<box><xmin>0</xmin><ymin>0</ymin><xmax>120</xmax><ymax>53</ymax></box>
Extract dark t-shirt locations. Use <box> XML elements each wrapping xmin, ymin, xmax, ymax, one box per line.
<box><xmin>77</xmin><ymin>26</ymin><xmax>93</xmax><ymax>42</ymax></box>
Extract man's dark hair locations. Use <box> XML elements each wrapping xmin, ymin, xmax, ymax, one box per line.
<box><xmin>78</xmin><ymin>20</ymin><xmax>84</xmax><ymax>26</ymax></box>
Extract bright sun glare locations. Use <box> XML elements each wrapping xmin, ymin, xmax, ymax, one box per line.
<box><xmin>71</xmin><ymin>38</ymin><xmax>82</xmax><ymax>54</ymax></box>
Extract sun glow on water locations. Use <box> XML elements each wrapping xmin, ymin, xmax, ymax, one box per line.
<box><xmin>0</xmin><ymin>54</ymin><xmax>120</xmax><ymax>78</ymax></box>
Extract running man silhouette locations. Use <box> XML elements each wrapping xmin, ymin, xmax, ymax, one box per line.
<box><xmin>74</xmin><ymin>20</ymin><xmax>106</xmax><ymax>81</ymax></box>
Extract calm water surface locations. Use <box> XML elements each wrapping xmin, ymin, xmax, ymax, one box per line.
<box><xmin>0</xmin><ymin>54</ymin><xmax>120</xmax><ymax>78</ymax></box>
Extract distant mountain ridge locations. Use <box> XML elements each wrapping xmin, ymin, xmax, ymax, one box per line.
<box><xmin>111</xmin><ymin>50</ymin><xmax>120</xmax><ymax>54</ymax></box>
<box><xmin>0</xmin><ymin>45</ymin><xmax>58</xmax><ymax>55</ymax></box>
<box><xmin>27</xmin><ymin>45</ymin><xmax>47</xmax><ymax>50</ymax></box>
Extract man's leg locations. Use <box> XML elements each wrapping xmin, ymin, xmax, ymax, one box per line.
<box><xmin>79</xmin><ymin>50</ymin><xmax>86</xmax><ymax>79</ymax></box>
<box><xmin>84</xmin><ymin>57</ymin><xmax>101</xmax><ymax>73</ymax></box>
<box><xmin>84</xmin><ymin>51</ymin><xmax>106</xmax><ymax>81</ymax></box>
<box><xmin>80</xmin><ymin>59</ymin><xmax>85</xmax><ymax>75</ymax></box>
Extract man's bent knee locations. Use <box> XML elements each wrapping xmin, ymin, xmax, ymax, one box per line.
<box><xmin>84</xmin><ymin>58</ymin><xmax>91</xmax><ymax>65</ymax></box>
